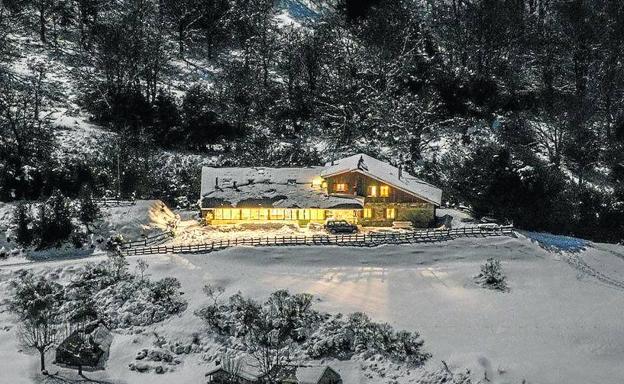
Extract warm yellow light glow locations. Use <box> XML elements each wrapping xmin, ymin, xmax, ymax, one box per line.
<box><xmin>363</xmin><ymin>208</ymin><xmax>372</xmax><ymax>218</ymax></box>
<box><xmin>386</xmin><ymin>208</ymin><xmax>396</xmax><ymax>219</ymax></box>
<box><xmin>312</xmin><ymin>177</ymin><xmax>323</xmax><ymax>187</ymax></box>
<box><xmin>335</xmin><ymin>183</ymin><xmax>347</xmax><ymax>192</ymax></box>
<box><xmin>208</xmin><ymin>208</ymin><xmax>329</xmax><ymax>223</ymax></box>
<box><xmin>368</xmin><ymin>185</ymin><xmax>377</xmax><ymax>197</ymax></box>
<box><xmin>380</xmin><ymin>185</ymin><xmax>389</xmax><ymax>197</ymax></box>
<box><xmin>327</xmin><ymin>209</ymin><xmax>358</xmax><ymax>222</ymax></box>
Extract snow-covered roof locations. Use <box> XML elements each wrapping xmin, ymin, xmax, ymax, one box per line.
<box><xmin>200</xmin><ymin>167</ymin><xmax>363</xmax><ymax>209</ymax></box>
<box><xmin>321</xmin><ymin>154</ymin><xmax>443</xmax><ymax>206</ymax></box>
<box><xmin>200</xmin><ymin>154</ymin><xmax>442</xmax><ymax>208</ymax></box>
<box><xmin>296</xmin><ymin>366</ymin><xmax>336</xmax><ymax>384</ymax></box>
<box><xmin>205</xmin><ymin>365</ymin><xmax>259</xmax><ymax>382</ymax></box>
<box><xmin>201</xmin><ymin>167</ymin><xmax>321</xmax><ymax>195</ymax></box>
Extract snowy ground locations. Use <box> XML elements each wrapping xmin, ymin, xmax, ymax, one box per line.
<box><xmin>1</xmin><ymin>235</ymin><xmax>624</xmax><ymax>383</ymax></box>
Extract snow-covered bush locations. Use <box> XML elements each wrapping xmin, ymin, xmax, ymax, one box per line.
<box><xmin>105</xmin><ymin>234</ymin><xmax>125</xmax><ymax>251</ymax></box>
<box><xmin>93</xmin><ymin>278</ymin><xmax>186</xmax><ymax>328</ymax></box>
<box><xmin>418</xmin><ymin>364</ymin><xmax>474</xmax><ymax>384</ymax></box>
<box><xmin>196</xmin><ymin>290</ymin><xmax>430</xmax><ymax>367</ymax></box>
<box><xmin>306</xmin><ymin>312</ymin><xmax>431</xmax><ymax>366</ymax></box>
<box><xmin>64</xmin><ymin>257</ymin><xmax>187</xmax><ymax>329</ymax></box>
<box><xmin>475</xmin><ymin>258</ymin><xmax>508</xmax><ymax>291</ymax></box>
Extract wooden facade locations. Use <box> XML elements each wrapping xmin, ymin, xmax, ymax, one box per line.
<box><xmin>324</xmin><ymin>171</ymin><xmax>436</xmax><ymax>227</ymax></box>
<box><xmin>201</xmin><ymin>161</ymin><xmax>440</xmax><ymax>228</ymax></box>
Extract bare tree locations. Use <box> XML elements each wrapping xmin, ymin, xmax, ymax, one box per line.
<box><xmin>220</xmin><ymin>353</ymin><xmax>243</xmax><ymax>382</ymax></box>
<box><xmin>10</xmin><ymin>272</ymin><xmax>63</xmax><ymax>372</ymax></box>
<box><xmin>136</xmin><ymin>259</ymin><xmax>149</xmax><ymax>281</ymax></box>
<box><xmin>17</xmin><ymin>319</ymin><xmax>61</xmax><ymax>372</ymax></box>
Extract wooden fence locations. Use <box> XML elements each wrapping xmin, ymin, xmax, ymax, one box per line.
<box><xmin>122</xmin><ymin>225</ymin><xmax>514</xmax><ymax>256</ymax></box>
<box><xmin>120</xmin><ymin>232</ymin><xmax>173</xmax><ymax>249</ymax></box>
<box><xmin>95</xmin><ymin>198</ymin><xmax>136</xmax><ymax>207</ymax></box>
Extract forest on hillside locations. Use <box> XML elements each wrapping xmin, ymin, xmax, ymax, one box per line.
<box><xmin>0</xmin><ymin>0</ymin><xmax>623</xmax><ymax>242</ymax></box>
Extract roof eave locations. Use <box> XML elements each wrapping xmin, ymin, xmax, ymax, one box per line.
<box><xmin>323</xmin><ymin>168</ymin><xmax>442</xmax><ymax>206</ymax></box>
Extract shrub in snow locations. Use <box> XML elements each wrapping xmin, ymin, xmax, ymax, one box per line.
<box><xmin>306</xmin><ymin>312</ymin><xmax>430</xmax><ymax>366</ymax></box>
<box><xmin>196</xmin><ymin>290</ymin><xmax>430</xmax><ymax>368</ymax></box>
<box><xmin>418</xmin><ymin>364</ymin><xmax>473</xmax><ymax>384</ymax></box>
<box><xmin>90</xmin><ymin>276</ymin><xmax>186</xmax><ymax>328</ymax></box>
<box><xmin>475</xmin><ymin>258</ymin><xmax>508</xmax><ymax>291</ymax></box>
<box><xmin>64</xmin><ymin>256</ymin><xmax>186</xmax><ymax>329</ymax></box>
<box><xmin>105</xmin><ymin>234</ymin><xmax>125</xmax><ymax>251</ymax></box>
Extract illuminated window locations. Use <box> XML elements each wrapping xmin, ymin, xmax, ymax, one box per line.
<box><xmin>222</xmin><ymin>209</ymin><xmax>232</xmax><ymax>220</ymax></box>
<box><xmin>310</xmin><ymin>209</ymin><xmax>325</xmax><ymax>220</ymax></box>
<box><xmin>214</xmin><ymin>209</ymin><xmax>223</xmax><ymax>220</ymax></box>
<box><xmin>270</xmin><ymin>209</ymin><xmax>285</xmax><ymax>220</ymax></box>
<box><xmin>259</xmin><ymin>209</ymin><xmax>269</xmax><ymax>220</ymax></box>
<box><xmin>386</xmin><ymin>208</ymin><xmax>396</xmax><ymax>219</ymax></box>
<box><xmin>380</xmin><ymin>185</ymin><xmax>389</xmax><ymax>197</ymax></box>
<box><xmin>363</xmin><ymin>208</ymin><xmax>372</xmax><ymax>218</ymax></box>
<box><xmin>367</xmin><ymin>186</ymin><xmax>377</xmax><ymax>197</ymax></box>
<box><xmin>312</xmin><ymin>177</ymin><xmax>323</xmax><ymax>187</ymax></box>
<box><xmin>250</xmin><ymin>209</ymin><xmax>260</xmax><ymax>220</ymax></box>
<box><xmin>241</xmin><ymin>209</ymin><xmax>251</xmax><ymax>220</ymax></box>
<box><xmin>335</xmin><ymin>183</ymin><xmax>347</xmax><ymax>192</ymax></box>
<box><xmin>298</xmin><ymin>209</ymin><xmax>308</xmax><ymax>220</ymax></box>
<box><xmin>231</xmin><ymin>209</ymin><xmax>241</xmax><ymax>220</ymax></box>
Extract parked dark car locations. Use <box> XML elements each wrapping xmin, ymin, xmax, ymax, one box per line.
<box><xmin>325</xmin><ymin>220</ymin><xmax>358</xmax><ymax>234</ymax></box>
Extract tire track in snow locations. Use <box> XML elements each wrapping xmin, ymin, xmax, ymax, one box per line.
<box><xmin>565</xmin><ymin>249</ymin><xmax>624</xmax><ymax>290</ymax></box>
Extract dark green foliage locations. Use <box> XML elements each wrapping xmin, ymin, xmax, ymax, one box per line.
<box><xmin>0</xmin><ymin>75</ymin><xmax>55</xmax><ymax>201</ymax></box>
<box><xmin>12</xmin><ymin>202</ymin><xmax>33</xmax><ymax>246</ymax></box>
<box><xmin>2</xmin><ymin>0</ymin><xmax>623</xmax><ymax>243</ymax></box>
<box><xmin>34</xmin><ymin>191</ymin><xmax>75</xmax><ymax>248</ymax></box>
<box><xmin>182</xmin><ymin>84</ymin><xmax>244</xmax><ymax>148</ymax></box>
<box><xmin>152</xmin><ymin>90</ymin><xmax>182</xmax><ymax>147</ymax></box>
<box><xmin>78</xmin><ymin>186</ymin><xmax>100</xmax><ymax>232</ymax></box>
<box><xmin>475</xmin><ymin>258</ymin><xmax>508</xmax><ymax>291</ymax></box>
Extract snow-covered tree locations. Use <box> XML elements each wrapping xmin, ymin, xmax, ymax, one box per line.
<box><xmin>475</xmin><ymin>258</ymin><xmax>508</xmax><ymax>291</ymax></box>
<box><xmin>78</xmin><ymin>185</ymin><xmax>100</xmax><ymax>233</ymax></box>
<box><xmin>9</xmin><ymin>272</ymin><xmax>64</xmax><ymax>372</ymax></box>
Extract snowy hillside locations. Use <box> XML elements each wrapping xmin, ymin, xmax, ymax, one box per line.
<box><xmin>2</xmin><ymin>236</ymin><xmax>624</xmax><ymax>383</ymax></box>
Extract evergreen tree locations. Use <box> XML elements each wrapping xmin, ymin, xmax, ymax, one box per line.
<box><xmin>78</xmin><ymin>185</ymin><xmax>100</xmax><ymax>233</ymax></box>
<box><xmin>12</xmin><ymin>202</ymin><xmax>32</xmax><ymax>247</ymax></box>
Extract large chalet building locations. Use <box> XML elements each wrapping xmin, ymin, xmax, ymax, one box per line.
<box><xmin>199</xmin><ymin>154</ymin><xmax>442</xmax><ymax>228</ymax></box>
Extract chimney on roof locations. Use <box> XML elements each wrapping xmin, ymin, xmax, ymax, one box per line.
<box><xmin>215</xmin><ymin>177</ymin><xmax>219</xmax><ymax>188</ymax></box>
<box><xmin>398</xmin><ymin>165</ymin><xmax>403</xmax><ymax>180</ymax></box>
<box><xmin>357</xmin><ymin>155</ymin><xmax>366</xmax><ymax>170</ymax></box>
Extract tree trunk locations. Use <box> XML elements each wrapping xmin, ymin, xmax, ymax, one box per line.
<box><xmin>39</xmin><ymin>349</ymin><xmax>46</xmax><ymax>372</ymax></box>
<box><xmin>39</xmin><ymin>8</ymin><xmax>46</xmax><ymax>43</ymax></box>
<box><xmin>178</xmin><ymin>24</ymin><xmax>184</xmax><ymax>58</ymax></box>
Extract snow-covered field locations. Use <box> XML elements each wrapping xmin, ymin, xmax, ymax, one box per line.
<box><xmin>1</xmin><ymin>235</ymin><xmax>624</xmax><ymax>383</ymax></box>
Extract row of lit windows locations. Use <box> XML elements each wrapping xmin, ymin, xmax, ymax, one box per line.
<box><xmin>333</xmin><ymin>183</ymin><xmax>390</xmax><ymax>197</ymax></box>
<box><xmin>363</xmin><ymin>207</ymin><xmax>395</xmax><ymax>219</ymax></box>
<box><xmin>213</xmin><ymin>208</ymin><xmax>326</xmax><ymax>221</ymax></box>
